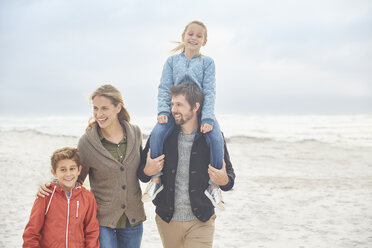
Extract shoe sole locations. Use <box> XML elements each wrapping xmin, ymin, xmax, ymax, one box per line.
<box><xmin>142</xmin><ymin>184</ymin><xmax>164</xmax><ymax>203</ymax></box>
<box><xmin>204</xmin><ymin>189</ymin><xmax>226</xmax><ymax>211</ymax></box>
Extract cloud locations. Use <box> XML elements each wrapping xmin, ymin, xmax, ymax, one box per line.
<box><xmin>0</xmin><ymin>0</ymin><xmax>371</xmax><ymax>116</ymax></box>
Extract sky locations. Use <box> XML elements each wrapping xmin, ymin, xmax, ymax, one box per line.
<box><xmin>0</xmin><ymin>0</ymin><xmax>371</xmax><ymax>117</ymax></box>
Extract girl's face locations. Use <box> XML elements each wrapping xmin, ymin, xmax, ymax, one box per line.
<box><xmin>92</xmin><ymin>95</ymin><xmax>121</xmax><ymax>130</ymax></box>
<box><xmin>182</xmin><ymin>23</ymin><xmax>207</xmax><ymax>53</ymax></box>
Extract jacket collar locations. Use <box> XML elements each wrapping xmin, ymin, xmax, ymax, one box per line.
<box><xmin>181</xmin><ymin>51</ymin><xmax>202</xmax><ymax>60</ymax></box>
<box><xmin>173</xmin><ymin>123</ymin><xmax>204</xmax><ymax>141</ymax></box>
<box><xmin>50</xmin><ymin>181</ymin><xmax>82</xmax><ymax>198</ymax></box>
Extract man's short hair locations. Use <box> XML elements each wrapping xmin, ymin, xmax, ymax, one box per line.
<box><xmin>170</xmin><ymin>83</ymin><xmax>204</xmax><ymax>115</ymax></box>
<box><xmin>51</xmin><ymin>147</ymin><xmax>80</xmax><ymax>171</ymax></box>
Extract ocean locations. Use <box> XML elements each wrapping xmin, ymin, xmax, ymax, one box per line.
<box><xmin>1</xmin><ymin>115</ymin><xmax>371</xmax><ymax>247</ymax></box>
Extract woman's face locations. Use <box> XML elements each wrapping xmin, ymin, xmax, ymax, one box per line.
<box><xmin>92</xmin><ymin>95</ymin><xmax>121</xmax><ymax>129</ymax></box>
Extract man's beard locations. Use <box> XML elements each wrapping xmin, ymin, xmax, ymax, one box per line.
<box><xmin>173</xmin><ymin>110</ymin><xmax>194</xmax><ymax>125</ymax></box>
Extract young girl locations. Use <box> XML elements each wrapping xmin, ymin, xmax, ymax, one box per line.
<box><xmin>142</xmin><ymin>20</ymin><xmax>226</xmax><ymax>210</ymax></box>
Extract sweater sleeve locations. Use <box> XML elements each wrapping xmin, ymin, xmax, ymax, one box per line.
<box><xmin>84</xmin><ymin>192</ymin><xmax>100</xmax><ymax>248</ymax></box>
<box><xmin>157</xmin><ymin>56</ymin><xmax>174</xmax><ymax>117</ymax></box>
<box><xmin>220</xmin><ymin>137</ymin><xmax>236</xmax><ymax>191</ymax></box>
<box><xmin>77</xmin><ymin>136</ymin><xmax>90</xmax><ymax>184</ymax></box>
<box><xmin>22</xmin><ymin>197</ymin><xmax>47</xmax><ymax>247</ymax></box>
<box><xmin>200</xmin><ymin>57</ymin><xmax>216</xmax><ymax>126</ymax></box>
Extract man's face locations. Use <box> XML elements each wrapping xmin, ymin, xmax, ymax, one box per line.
<box><xmin>171</xmin><ymin>94</ymin><xmax>194</xmax><ymax>125</ymax></box>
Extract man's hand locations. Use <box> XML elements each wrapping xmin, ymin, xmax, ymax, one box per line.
<box><xmin>144</xmin><ymin>149</ymin><xmax>165</xmax><ymax>177</ymax></box>
<box><xmin>208</xmin><ymin>160</ymin><xmax>229</xmax><ymax>186</ymax></box>
<box><xmin>200</xmin><ymin>123</ymin><xmax>213</xmax><ymax>133</ymax></box>
<box><xmin>37</xmin><ymin>182</ymin><xmax>53</xmax><ymax>198</ymax></box>
<box><xmin>157</xmin><ymin>115</ymin><xmax>168</xmax><ymax>124</ymax></box>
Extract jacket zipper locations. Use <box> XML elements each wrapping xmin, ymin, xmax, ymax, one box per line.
<box><xmin>76</xmin><ymin>201</ymin><xmax>79</xmax><ymax>218</ymax></box>
<box><xmin>66</xmin><ymin>194</ymin><xmax>71</xmax><ymax>248</ymax></box>
<box><xmin>45</xmin><ymin>185</ymin><xmax>57</xmax><ymax>216</ymax></box>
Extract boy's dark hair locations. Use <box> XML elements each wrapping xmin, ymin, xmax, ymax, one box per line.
<box><xmin>51</xmin><ymin>147</ymin><xmax>80</xmax><ymax>171</ymax></box>
<box><xmin>170</xmin><ymin>83</ymin><xmax>204</xmax><ymax>115</ymax></box>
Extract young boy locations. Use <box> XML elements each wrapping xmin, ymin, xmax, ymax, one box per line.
<box><xmin>22</xmin><ymin>147</ymin><xmax>99</xmax><ymax>248</ymax></box>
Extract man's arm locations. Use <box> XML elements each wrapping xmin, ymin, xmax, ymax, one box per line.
<box><xmin>137</xmin><ymin>137</ymin><xmax>164</xmax><ymax>182</ymax></box>
<box><xmin>207</xmin><ymin>138</ymin><xmax>235</xmax><ymax>191</ymax></box>
<box><xmin>137</xmin><ymin>141</ymin><xmax>151</xmax><ymax>182</ymax></box>
<box><xmin>220</xmin><ymin>139</ymin><xmax>235</xmax><ymax>191</ymax></box>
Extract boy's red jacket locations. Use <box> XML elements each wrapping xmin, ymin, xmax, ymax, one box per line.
<box><xmin>23</xmin><ymin>182</ymin><xmax>100</xmax><ymax>248</ymax></box>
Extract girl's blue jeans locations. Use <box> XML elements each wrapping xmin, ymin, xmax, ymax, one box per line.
<box><xmin>149</xmin><ymin>115</ymin><xmax>224</xmax><ymax>183</ymax></box>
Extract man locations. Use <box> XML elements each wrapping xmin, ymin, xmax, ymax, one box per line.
<box><xmin>137</xmin><ymin>83</ymin><xmax>235</xmax><ymax>248</ymax></box>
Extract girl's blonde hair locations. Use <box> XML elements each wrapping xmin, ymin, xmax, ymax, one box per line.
<box><xmin>86</xmin><ymin>84</ymin><xmax>130</xmax><ymax>130</ymax></box>
<box><xmin>171</xmin><ymin>20</ymin><xmax>208</xmax><ymax>54</ymax></box>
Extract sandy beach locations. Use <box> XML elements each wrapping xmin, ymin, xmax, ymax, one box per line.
<box><xmin>1</xmin><ymin>115</ymin><xmax>371</xmax><ymax>247</ymax></box>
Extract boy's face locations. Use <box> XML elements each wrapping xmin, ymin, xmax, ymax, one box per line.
<box><xmin>51</xmin><ymin>159</ymin><xmax>82</xmax><ymax>193</ymax></box>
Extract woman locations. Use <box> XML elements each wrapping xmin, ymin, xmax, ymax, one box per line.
<box><xmin>38</xmin><ymin>84</ymin><xmax>145</xmax><ymax>248</ymax></box>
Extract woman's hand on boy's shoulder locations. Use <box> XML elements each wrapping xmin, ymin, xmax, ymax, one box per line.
<box><xmin>36</xmin><ymin>182</ymin><xmax>53</xmax><ymax>198</ymax></box>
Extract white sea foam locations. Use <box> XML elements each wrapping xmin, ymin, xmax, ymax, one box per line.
<box><xmin>1</xmin><ymin>114</ymin><xmax>371</xmax><ymax>147</ymax></box>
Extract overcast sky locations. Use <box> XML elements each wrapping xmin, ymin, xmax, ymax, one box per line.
<box><xmin>0</xmin><ymin>0</ymin><xmax>371</xmax><ymax>117</ymax></box>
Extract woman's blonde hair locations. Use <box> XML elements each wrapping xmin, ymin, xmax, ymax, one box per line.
<box><xmin>86</xmin><ymin>84</ymin><xmax>130</xmax><ymax>130</ymax></box>
<box><xmin>171</xmin><ymin>20</ymin><xmax>208</xmax><ymax>54</ymax></box>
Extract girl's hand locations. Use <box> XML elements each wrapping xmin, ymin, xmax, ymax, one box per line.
<box><xmin>144</xmin><ymin>149</ymin><xmax>165</xmax><ymax>177</ymax></box>
<box><xmin>157</xmin><ymin>115</ymin><xmax>168</xmax><ymax>124</ymax></box>
<box><xmin>200</xmin><ymin>123</ymin><xmax>213</xmax><ymax>133</ymax></box>
<box><xmin>37</xmin><ymin>182</ymin><xmax>52</xmax><ymax>198</ymax></box>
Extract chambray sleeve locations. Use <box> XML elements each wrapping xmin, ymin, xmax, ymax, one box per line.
<box><xmin>201</xmin><ymin>57</ymin><xmax>216</xmax><ymax>126</ymax></box>
<box><xmin>157</xmin><ymin>56</ymin><xmax>174</xmax><ymax>117</ymax></box>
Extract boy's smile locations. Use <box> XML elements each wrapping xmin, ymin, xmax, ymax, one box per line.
<box><xmin>52</xmin><ymin>159</ymin><xmax>82</xmax><ymax>193</ymax></box>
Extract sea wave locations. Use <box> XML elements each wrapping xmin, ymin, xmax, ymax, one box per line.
<box><xmin>225</xmin><ymin>135</ymin><xmax>337</xmax><ymax>144</ymax></box>
<box><xmin>0</xmin><ymin>128</ymin><xmax>79</xmax><ymax>139</ymax></box>
<box><xmin>1</xmin><ymin>115</ymin><xmax>371</xmax><ymax>148</ymax></box>
<box><xmin>2</xmin><ymin>128</ymin><xmax>371</xmax><ymax>148</ymax></box>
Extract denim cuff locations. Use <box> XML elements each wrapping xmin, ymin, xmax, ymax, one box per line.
<box><xmin>201</xmin><ymin>118</ymin><xmax>215</xmax><ymax>126</ymax></box>
<box><xmin>158</xmin><ymin>111</ymin><xmax>171</xmax><ymax>117</ymax></box>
